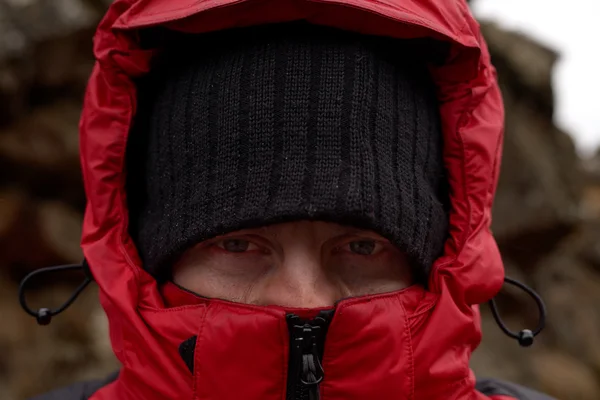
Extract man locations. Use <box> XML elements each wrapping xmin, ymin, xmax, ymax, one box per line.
<box><xmin>30</xmin><ymin>0</ymin><xmax>554</xmax><ymax>399</ymax></box>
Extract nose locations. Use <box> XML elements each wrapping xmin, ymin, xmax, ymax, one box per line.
<box><xmin>258</xmin><ymin>245</ymin><xmax>339</xmax><ymax>308</ymax></box>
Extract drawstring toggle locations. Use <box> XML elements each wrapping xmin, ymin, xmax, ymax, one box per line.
<box><xmin>488</xmin><ymin>277</ymin><xmax>546</xmax><ymax>347</ymax></box>
<box><xmin>18</xmin><ymin>260</ymin><xmax>93</xmax><ymax>326</ymax></box>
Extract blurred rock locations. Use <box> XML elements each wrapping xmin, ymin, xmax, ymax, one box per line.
<box><xmin>473</xmin><ymin>20</ymin><xmax>600</xmax><ymax>400</ymax></box>
<box><xmin>534</xmin><ymin>253</ymin><xmax>600</xmax><ymax>372</ymax></box>
<box><xmin>532</xmin><ymin>352</ymin><xmax>600</xmax><ymax>400</ymax></box>
<box><xmin>0</xmin><ymin>190</ymin><xmax>83</xmax><ymax>279</ymax></box>
<box><xmin>481</xmin><ymin>23</ymin><xmax>558</xmax><ymax>119</ymax></box>
<box><xmin>567</xmin><ymin>221</ymin><xmax>600</xmax><ymax>273</ymax></box>
<box><xmin>483</xmin><ymin>22</ymin><xmax>583</xmax><ymax>268</ymax></box>
<box><xmin>0</xmin><ymin>100</ymin><xmax>84</xmax><ymax>203</ymax></box>
<box><xmin>0</xmin><ymin>188</ymin><xmax>22</xmax><ymax>238</ymax></box>
<box><xmin>0</xmin><ymin>0</ymin><xmax>99</xmax><ymax>125</ymax></box>
<box><xmin>582</xmin><ymin>150</ymin><xmax>600</xmax><ymax>218</ymax></box>
<box><xmin>582</xmin><ymin>185</ymin><xmax>600</xmax><ymax>220</ymax></box>
<box><xmin>583</xmin><ymin>149</ymin><xmax>600</xmax><ymax>181</ymax></box>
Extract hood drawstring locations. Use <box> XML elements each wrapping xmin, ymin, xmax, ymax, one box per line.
<box><xmin>18</xmin><ymin>259</ymin><xmax>93</xmax><ymax>325</ymax></box>
<box><xmin>488</xmin><ymin>276</ymin><xmax>547</xmax><ymax>347</ymax></box>
<box><xmin>18</xmin><ymin>264</ymin><xmax>547</xmax><ymax>346</ymax></box>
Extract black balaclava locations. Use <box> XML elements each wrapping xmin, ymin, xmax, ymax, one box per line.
<box><xmin>127</xmin><ymin>23</ymin><xmax>449</xmax><ymax>283</ymax></box>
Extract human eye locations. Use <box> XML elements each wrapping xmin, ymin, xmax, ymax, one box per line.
<box><xmin>341</xmin><ymin>239</ymin><xmax>384</xmax><ymax>256</ymax></box>
<box><xmin>215</xmin><ymin>238</ymin><xmax>260</xmax><ymax>253</ymax></box>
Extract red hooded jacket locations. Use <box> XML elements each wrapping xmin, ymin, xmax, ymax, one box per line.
<box><xmin>31</xmin><ymin>0</ymin><xmax>554</xmax><ymax>399</ymax></box>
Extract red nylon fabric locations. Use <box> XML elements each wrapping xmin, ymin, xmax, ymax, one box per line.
<box><xmin>80</xmin><ymin>0</ymin><xmax>509</xmax><ymax>398</ymax></box>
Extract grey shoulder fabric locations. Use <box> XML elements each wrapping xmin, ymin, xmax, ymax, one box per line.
<box><xmin>28</xmin><ymin>370</ymin><xmax>119</xmax><ymax>400</ymax></box>
<box><xmin>476</xmin><ymin>377</ymin><xmax>557</xmax><ymax>400</ymax></box>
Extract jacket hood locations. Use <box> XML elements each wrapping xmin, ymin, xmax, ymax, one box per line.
<box><xmin>80</xmin><ymin>0</ymin><xmax>506</xmax><ymax>399</ymax></box>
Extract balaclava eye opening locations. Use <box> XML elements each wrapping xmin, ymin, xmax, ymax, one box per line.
<box><xmin>126</xmin><ymin>23</ymin><xmax>449</xmax><ymax>283</ymax></box>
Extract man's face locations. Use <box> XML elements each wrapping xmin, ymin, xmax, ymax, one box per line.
<box><xmin>173</xmin><ymin>221</ymin><xmax>413</xmax><ymax>307</ymax></box>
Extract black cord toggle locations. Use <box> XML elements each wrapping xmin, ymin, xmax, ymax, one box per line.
<box><xmin>18</xmin><ymin>260</ymin><xmax>93</xmax><ymax>326</ymax></box>
<box><xmin>488</xmin><ymin>276</ymin><xmax>547</xmax><ymax>347</ymax></box>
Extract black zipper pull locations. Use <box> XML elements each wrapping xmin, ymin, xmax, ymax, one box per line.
<box><xmin>286</xmin><ymin>311</ymin><xmax>334</xmax><ymax>400</ymax></box>
<box><xmin>299</xmin><ymin>326</ymin><xmax>324</xmax><ymax>400</ymax></box>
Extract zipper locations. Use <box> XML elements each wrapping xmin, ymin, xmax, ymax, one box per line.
<box><xmin>286</xmin><ymin>310</ymin><xmax>334</xmax><ymax>400</ymax></box>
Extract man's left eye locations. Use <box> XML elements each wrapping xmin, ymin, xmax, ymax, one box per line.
<box><xmin>217</xmin><ymin>239</ymin><xmax>259</xmax><ymax>253</ymax></box>
<box><xmin>348</xmin><ymin>240</ymin><xmax>379</xmax><ymax>255</ymax></box>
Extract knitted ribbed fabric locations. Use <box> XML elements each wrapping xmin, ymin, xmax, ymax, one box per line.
<box><xmin>127</xmin><ymin>24</ymin><xmax>449</xmax><ymax>281</ymax></box>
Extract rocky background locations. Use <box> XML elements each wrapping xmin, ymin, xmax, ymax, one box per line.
<box><xmin>0</xmin><ymin>1</ymin><xmax>599</xmax><ymax>399</ymax></box>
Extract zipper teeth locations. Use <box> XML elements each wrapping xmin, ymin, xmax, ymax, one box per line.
<box><xmin>286</xmin><ymin>312</ymin><xmax>333</xmax><ymax>400</ymax></box>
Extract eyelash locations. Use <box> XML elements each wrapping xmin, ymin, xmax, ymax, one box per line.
<box><xmin>336</xmin><ymin>240</ymin><xmax>384</xmax><ymax>256</ymax></box>
<box><xmin>212</xmin><ymin>238</ymin><xmax>265</xmax><ymax>254</ymax></box>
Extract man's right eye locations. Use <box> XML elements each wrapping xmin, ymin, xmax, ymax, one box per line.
<box><xmin>216</xmin><ymin>239</ymin><xmax>256</xmax><ymax>253</ymax></box>
<box><xmin>349</xmin><ymin>240</ymin><xmax>376</xmax><ymax>255</ymax></box>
